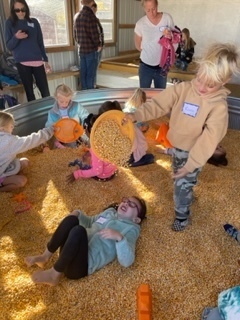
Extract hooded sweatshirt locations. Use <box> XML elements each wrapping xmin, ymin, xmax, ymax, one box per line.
<box><xmin>0</xmin><ymin>127</ymin><xmax>53</xmax><ymax>177</ymax></box>
<box><xmin>134</xmin><ymin>80</ymin><xmax>229</xmax><ymax>172</ymax></box>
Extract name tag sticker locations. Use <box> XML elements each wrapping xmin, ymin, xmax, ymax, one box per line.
<box><xmin>27</xmin><ymin>22</ymin><xmax>34</xmax><ymax>28</ymax></box>
<box><xmin>182</xmin><ymin>102</ymin><xmax>199</xmax><ymax>117</ymax></box>
<box><xmin>159</xmin><ymin>26</ymin><xmax>170</xmax><ymax>32</ymax></box>
<box><xmin>96</xmin><ymin>216</ymin><xmax>107</xmax><ymax>224</ymax></box>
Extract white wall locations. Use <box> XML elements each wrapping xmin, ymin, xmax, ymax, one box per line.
<box><xmin>159</xmin><ymin>0</ymin><xmax>240</xmax><ymax>58</ymax></box>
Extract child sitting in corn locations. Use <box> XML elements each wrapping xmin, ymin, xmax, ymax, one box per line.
<box><xmin>0</xmin><ymin>111</ymin><xmax>53</xmax><ymax>192</ymax></box>
<box><xmin>123</xmin><ymin>88</ymin><xmax>149</xmax><ymax>133</ymax></box>
<box><xmin>66</xmin><ymin>113</ymin><xmax>118</xmax><ymax>183</ymax></box>
<box><xmin>45</xmin><ymin>84</ymin><xmax>89</xmax><ymax>149</ymax></box>
<box><xmin>99</xmin><ymin>100</ymin><xmax>154</xmax><ymax>167</ymax></box>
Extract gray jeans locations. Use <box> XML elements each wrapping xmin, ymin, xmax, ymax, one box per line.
<box><xmin>202</xmin><ymin>307</ymin><xmax>222</xmax><ymax>320</ymax></box>
<box><xmin>172</xmin><ymin>148</ymin><xmax>202</xmax><ymax>220</ymax></box>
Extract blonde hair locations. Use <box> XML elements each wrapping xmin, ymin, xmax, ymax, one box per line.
<box><xmin>141</xmin><ymin>0</ymin><xmax>158</xmax><ymax>6</ymax></box>
<box><xmin>0</xmin><ymin>111</ymin><xmax>14</xmax><ymax>128</ymax></box>
<box><xmin>181</xmin><ymin>28</ymin><xmax>196</xmax><ymax>51</ymax></box>
<box><xmin>196</xmin><ymin>43</ymin><xmax>240</xmax><ymax>85</ymax></box>
<box><xmin>125</xmin><ymin>88</ymin><xmax>147</xmax><ymax>109</ymax></box>
<box><xmin>54</xmin><ymin>84</ymin><xmax>73</xmax><ymax>98</ymax></box>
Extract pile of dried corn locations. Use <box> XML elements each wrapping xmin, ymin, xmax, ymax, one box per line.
<box><xmin>2</xmin><ymin>122</ymin><xmax>240</xmax><ymax>320</ymax></box>
<box><xmin>92</xmin><ymin>118</ymin><xmax>133</xmax><ymax>166</ymax></box>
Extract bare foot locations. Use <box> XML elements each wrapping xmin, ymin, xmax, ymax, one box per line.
<box><xmin>31</xmin><ymin>268</ymin><xmax>61</xmax><ymax>286</ymax></box>
<box><xmin>25</xmin><ymin>255</ymin><xmax>49</xmax><ymax>268</ymax></box>
<box><xmin>43</xmin><ymin>146</ymin><xmax>50</xmax><ymax>152</ymax></box>
<box><xmin>25</xmin><ymin>249</ymin><xmax>52</xmax><ymax>268</ymax></box>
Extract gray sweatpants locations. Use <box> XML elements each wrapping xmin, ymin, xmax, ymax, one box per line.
<box><xmin>172</xmin><ymin>148</ymin><xmax>202</xmax><ymax>220</ymax></box>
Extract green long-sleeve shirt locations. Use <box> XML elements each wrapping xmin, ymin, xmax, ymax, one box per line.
<box><xmin>77</xmin><ymin>207</ymin><xmax>140</xmax><ymax>275</ymax></box>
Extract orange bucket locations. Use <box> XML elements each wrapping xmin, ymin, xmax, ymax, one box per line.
<box><xmin>155</xmin><ymin>122</ymin><xmax>173</xmax><ymax>148</ymax></box>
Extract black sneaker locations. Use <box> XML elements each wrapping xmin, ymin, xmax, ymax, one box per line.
<box><xmin>223</xmin><ymin>224</ymin><xmax>239</xmax><ymax>241</ymax></box>
<box><xmin>172</xmin><ymin>219</ymin><xmax>189</xmax><ymax>231</ymax></box>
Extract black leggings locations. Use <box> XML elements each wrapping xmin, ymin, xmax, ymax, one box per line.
<box><xmin>47</xmin><ymin>215</ymin><xmax>88</xmax><ymax>279</ymax></box>
<box><xmin>16</xmin><ymin>63</ymin><xmax>50</xmax><ymax>101</ymax></box>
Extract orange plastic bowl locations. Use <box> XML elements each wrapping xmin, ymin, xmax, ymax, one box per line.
<box><xmin>53</xmin><ymin>118</ymin><xmax>84</xmax><ymax>143</ymax></box>
<box><xmin>90</xmin><ymin>110</ymin><xmax>135</xmax><ymax>162</ymax></box>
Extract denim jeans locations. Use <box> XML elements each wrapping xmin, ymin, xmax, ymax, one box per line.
<box><xmin>79</xmin><ymin>51</ymin><xmax>98</xmax><ymax>90</ymax></box>
<box><xmin>94</xmin><ymin>50</ymin><xmax>102</xmax><ymax>87</ymax></box>
<box><xmin>139</xmin><ymin>61</ymin><xmax>167</xmax><ymax>89</ymax></box>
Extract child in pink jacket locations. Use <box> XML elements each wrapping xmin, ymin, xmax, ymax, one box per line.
<box><xmin>99</xmin><ymin>100</ymin><xmax>154</xmax><ymax>167</ymax></box>
<box><xmin>66</xmin><ymin>114</ymin><xmax>117</xmax><ymax>184</ymax></box>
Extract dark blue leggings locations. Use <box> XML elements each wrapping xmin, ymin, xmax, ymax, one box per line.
<box><xmin>47</xmin><ymin>215</ymin><xmax>88</xmax><ymax>279</ymax></box>
<box><xmin>128</xmin><ymin>153</ymin><xmax>154</xmax><ymax>167</ymax></box>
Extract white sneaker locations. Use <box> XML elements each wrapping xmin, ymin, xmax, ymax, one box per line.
<box><xmin>70</xmin><ymin>65</ymin><xmax>79</xmax><ymax>71</ymax></box>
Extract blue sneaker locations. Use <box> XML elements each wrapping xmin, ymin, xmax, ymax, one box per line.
<box><xmin>223</xmin><ymin>224</ymin><xmax>239</xmax><ymax>241</ymax></box>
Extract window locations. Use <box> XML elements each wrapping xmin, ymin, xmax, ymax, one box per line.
<box><xmin>8</xmin><ymin>0</ymin><xmax>116</xmax><ymax>50</ymax></box>
<box><xmin>96</xmin><ymin>1</ymin><xmax>115</xmax><ymax>43</ymax></box>
<box><xmin>26</xmin><ymin>0</ymin><xmax>72</xmax><ymax>48</ymax></box>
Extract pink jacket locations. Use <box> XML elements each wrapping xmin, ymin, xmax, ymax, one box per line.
<box><xmin>73</xmin><ymin>149</ymin><xmax>117</xmax><ymax>180</ymax></box>
<box><xmin>159</xmin><ymin>31</ymin><xmax>181</xmax><ymax>68</ymax></box>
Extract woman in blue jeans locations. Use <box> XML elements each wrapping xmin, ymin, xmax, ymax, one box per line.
<box><xmin>134</xmin><ymin>0</ymin><xmax>175</xmax><ymax>88</ymax></box>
